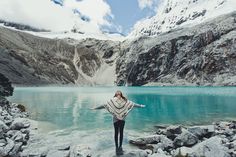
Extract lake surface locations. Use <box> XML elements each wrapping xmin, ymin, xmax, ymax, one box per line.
<box><xmin>9</xmin><ymin>86</ymin><xmax>236</xmax><ymax>132</ymax></box>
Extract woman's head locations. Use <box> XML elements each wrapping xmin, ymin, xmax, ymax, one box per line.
<box><xmin>114</xmin><ymin>90</ymin><xmax>127</xmax><ymax>101</ymax></box>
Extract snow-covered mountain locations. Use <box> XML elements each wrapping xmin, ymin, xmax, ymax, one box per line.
<box><xmin>130</xmin><ymin>0</ymin><xmax>236</xmax><ymax>37</ymax></box>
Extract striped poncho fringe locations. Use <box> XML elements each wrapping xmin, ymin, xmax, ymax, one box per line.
<box><xmin>103</xmin><ymin>97</ymin><xmax>134</xmax><ymax>120</ymax></box>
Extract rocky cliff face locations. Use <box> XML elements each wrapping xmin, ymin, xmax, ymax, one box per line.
<box><xmin>0</xmin><ymin>11</ymin><xmax>236</xmax><ymax>86</ymax></box>
<box><xmin>116</xmin><ymin>11</ymin><xmax>236</xmax><ymax>86</ymax></box>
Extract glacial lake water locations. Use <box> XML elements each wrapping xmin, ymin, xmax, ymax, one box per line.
<box><xmin>8</xmin><ymin>86</ymin><xmax>236</xmax><ymax>132</ymax></box>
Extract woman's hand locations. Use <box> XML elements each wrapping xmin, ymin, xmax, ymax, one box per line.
<box><xmin>140</xmin><ymin>104</ymin><xmax>145</xmax><ymax>108</ymax></box>
<box><xmin>89</xmin><ymin>107</ymin><xmax>95</xmax><ymax>110</ymax></box>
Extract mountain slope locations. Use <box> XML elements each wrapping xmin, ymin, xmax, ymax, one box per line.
<box><xmin>0</xmin><ymin>27</ymin><xmax>120</xmax><ymax>85</ymax></box>
<box><xmin>0</xmin><ymin>11</ymin><xmax>236</xmax><ymax>86</ymax></box>
<box><xmin>130</xmin><ymin>0</ymin><xmax>236</xmax><ymax>37</ymax></box>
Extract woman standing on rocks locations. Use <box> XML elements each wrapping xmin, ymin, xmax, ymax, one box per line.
<box><xmin>90</xmin><ymin>90</ymin><xmax>145</xmax><ymax>155</ymax></box>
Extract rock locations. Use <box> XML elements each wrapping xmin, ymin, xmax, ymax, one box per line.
<box><xmin>218</xmin><ymin>122</ymin><xmax>231</xmax><ymax>130</ymax></box>
<box><xmin>10</xmin><ymin>118</ymin><xmax>30</xmax><ymax>130</ymax></box>
<box><xmin>55</xmin><ymin>143</ymin><xmax>71</xmax><ymax>151</ymax></box>
<box><xmin>0</xmin><ymin>73</ymin><xmax>13</xmax><ymax>97</ymax></box>
<box><xmin>173</xmin><ymin>146</ymin><xmax>193</xmax><ymax>156</ymax></box>
<box><xmin>130</xmin><ymin>135</ymin><xmax>160</xmax><ymax>146</ymax></box>
<box><xmin>70</xmin><ymin>145</ymin><xmax>92</xmax><ymax>157</ymax></box>
<box><xmin>188</xmin><ymin>136</ymin><xmax>230</xmax><ymax>157</ymax></box>
<box><xmin>47</xmin><ymin>149</ymin><xmax>70</xmax><ymax>157</ymax></box>
<box><xmin>6</xmin><ymin>130</ymin><xmax>18</xmax><ymax>138</ymax></box>
<box><xmin>0</xmin><ymin>138</ymin><xmax>15</xmax><ymax>156</ymax></box>
<box><xmin>149</xmin><ymin>148</ymin><xmax>171</xmax><ymax>157</ymax></box>
<box><xmin>166</xmin><ymin>125</ymin><xmax>182</xmax><ymax>140</ymax></box>
<box><xmin>8</xmin><ymin>142</ymin><xmax>23</xmax><ymax>157</ymax></box>
<box><xmin>20</xmin><ymin>146</ymin><xmax>49</xmax><ymax>157</ymax></box>
<box><xmin>130</xmin><ymin>135</ymin><xmax>173</xmax><ymax>149</ymax></box>
<box><xmin>0</xmin><ymin>139</ymin><xmax>7</xmax><ymax>147</ymax></box>
<box><xmin>0</xmin><ymin>120</ymin><xmax>9</xmax><ymax>133</ymax></box>
<box><xmin>120</xmin><ymin>150</ymin><xmax>148</xmax><ymax>157</ymax></box>
<box><xmin>188</xmin><ymin>125</ymin><xmax>214</xmax><ymax>139</ymax></box>
<box><xmin>12</xmin><ymin>131</ymin><xmax>24</xmax><ymax>142</ymax></box>
<box><xmin>149</xmin><ymin>153</ymin><xmax>171</xmax><ymax>157</ymax></box>
<box><xmin>173</xmin><ymin>130</ymin><xmax>198</xmax><ymax>147</ymax></box>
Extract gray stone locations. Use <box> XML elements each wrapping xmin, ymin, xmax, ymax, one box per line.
<box><xmin>47</xmin><ymin>149</ymin><xmax>70</xmax><ymax>157</ymax></box>
<box><xmin>173</xmin><ymin>130</ymin><xmax>198</xmax><ymax>147</ymax></box>
<box><xmin>0</xmin><ymin>73</ymin><xmax>13</xmax><ymax>97</ymax></box>
<box><xmin>0</xmin><ymin>119</ymin><xmax>10</xmax><ymax>133</ymax></box>
<box><xmin>0</xmin><ymin>139</ymin><xmax>7</xmax><ymax>147</ymax></box>
<box><xmin>173</xmin><ymin>146</ymin><xmax>193</xmax><ymax>156</ymax></box>
<box><xmin>188</xmin><ymin>136</ymin><xmax>230</xmax><ymax>157</ymax></box>
<box><xmin>6</xmin><ymin>130</ymin><xmax>18</xmax><ymax>138</ymax></box>
<box><xmin>8</xmin><ymin>142</ymin><xmax>23</xmax><ymax>157</ymax></box>
<box><xmin>130</xmin><ymin>135</ymin><xmax>173</xmax><ymax>149</ymax></box>
<box><xmin>20</xmin><ymin>146</ymin><xmax>49</xmax><ymax>157</ymax></box>
<box><xmin>120</xmin><ymin>150</ymin><xmax>148</xmax><ymax>157</ymax></box>
<box><xmin>188</xmin><ymin>125</ymin><xmax>214</xmax><ymax>139</ymax></box>
<box><xmin>0</xmin><ymin>120</ymin><xmax>9</xmax><ymax>135</ymax></box>
<box><xmin>70</xmin><ymin>145</ymin><xmax>92</xmax><ymax>157</ymax></box>
<box><xmin>55</xmin><ymin>143</ymin><xmax>71</xmax><ymax>151</ymax></box>
<box><xmin>12</xmin><ymin>131</ymin><xmax>24</xmax><ymax>142</ymax></box>
<box><xmin>10</xmin><ymin>118</ymin><xmax>30</xmax><ymax>130</ymax></box>
<box><xmin>2</xmin><ymin>138</ymin><xmax>15</xmax><ymax>155</ymax></box>
<box><xmin>166</xmin><ymin>125</ymin><xmax>182</xmax><ymax>140</ymax></box>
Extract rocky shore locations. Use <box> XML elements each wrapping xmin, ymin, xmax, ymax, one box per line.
<box><xmin>18</xmin><ymin>120</ymin><xmax>236</xmax><ymax>157</ymax></box>
<box><xmin>0</xmin><ymin>73</ymin><xmax>30</xmax><ymax>157</ymax></box>
<box><xmin>129</xmin><ymin>121</ymin><xmax>236</xmax><ymax>157</ymax></box>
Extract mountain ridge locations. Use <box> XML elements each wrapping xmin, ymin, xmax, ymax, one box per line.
<box><xmin>0</xmin><ymin>11</ymin><xmax>236</xmax><ymax>86</ymax></box>
<box><xmin>130</xmin><ymin>0</ymin><xmax>236</xmax><ymax>37</ymax></box>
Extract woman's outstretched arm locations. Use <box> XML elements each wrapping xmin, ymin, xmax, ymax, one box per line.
<box><xmin>133</xmin><ymin>102</ymin><xmax>145</xmax><ymax>108</ymax></box>
<box><xmin>90</xmin><ymin>105</ymin><xmax>105</xmax><ymax>110</ymax></box>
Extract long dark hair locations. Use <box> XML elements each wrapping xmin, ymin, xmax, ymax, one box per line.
<box><xmin>114</xmin><ymin>90</ymin><xmax>127</xmax><ymax>101</ymax></box>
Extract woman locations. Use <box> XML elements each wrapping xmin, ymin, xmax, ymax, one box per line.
<box><xmin>90</xmin><ymin>90</ymin><xmax>145</xmax><ymax>155</ymax></box>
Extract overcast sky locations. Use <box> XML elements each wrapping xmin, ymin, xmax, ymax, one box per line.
<box><xmin>0</xmin><ymin>0</ymin><xmax>160</xmax><ymax>35</ymax></box>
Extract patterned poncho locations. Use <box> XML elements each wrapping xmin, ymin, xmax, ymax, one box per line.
<box><xmin>104</xmin><ymin>97</ymin><xmax>135</xmax><ymax>120</ymax></box>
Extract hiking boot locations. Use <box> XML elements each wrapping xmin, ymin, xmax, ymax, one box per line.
<box><xmin>115</xmin><ymin>147</ymin><xmax>119</xmax><ymax>155</ymax></box>
<box><xmin>118</xmin><ymin>146</ymin><xmax>124</xmax><ymax>155</ymax></box>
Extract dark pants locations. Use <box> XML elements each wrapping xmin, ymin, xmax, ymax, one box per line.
<box><xmin>113</xmin><ymin>120</ymin><xmax>125</xmax><ymax>148</ymax></box>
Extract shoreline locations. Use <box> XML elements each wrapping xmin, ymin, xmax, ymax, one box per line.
<box><xmin>12</xmin><ymin>83</ymin><xmax>236</xmax><ymax>88</ymax></box>
<box><xmin>21</xmin><ymin>117</ymin><xmax>236</xmax><ymax>157</ymax></box>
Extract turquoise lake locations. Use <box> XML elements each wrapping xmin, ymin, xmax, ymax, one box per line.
<box><xmin>8</xmin><ymin>87</ymin><xmax>236</xmax><ymax>132</ymax></box>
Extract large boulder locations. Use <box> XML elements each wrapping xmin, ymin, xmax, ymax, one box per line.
<box><xmin>187</xmin><ymin>125</ymin><xmax>214</xmax><ymax>139</ymax></box>
<box><xmin>130</xmin><ymin>135</ymin><xmax>173</xmax><ymax>148</ymax></box>
<box><xmin>166</xmin><ymin>125</ymin><xmax>182</xmax><ymax>140</ymax></box>
<box><xmin>190</xmin><ymin>136</ymin><xmax>230</xmax><ymax>157</ymax></box>
<box><xmin>173</xmin><ymin>130</ymin><xmax>198</xmax><ymax>147</ymax></box>
<box><xmin>10</xmin><ymin>118</ymin><xmax>30</xmax><ymax>130</ymax></box>
<box><xmin>0</xmin><ymin>73</ymin><xmax>13</xmax><ymax>97</ymax></box>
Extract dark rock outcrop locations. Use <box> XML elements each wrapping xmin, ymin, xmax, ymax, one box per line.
<box><xmin>0</xmin><ymin>73</ymin><xmax>13</xmax><ymax>97</ymax></box>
